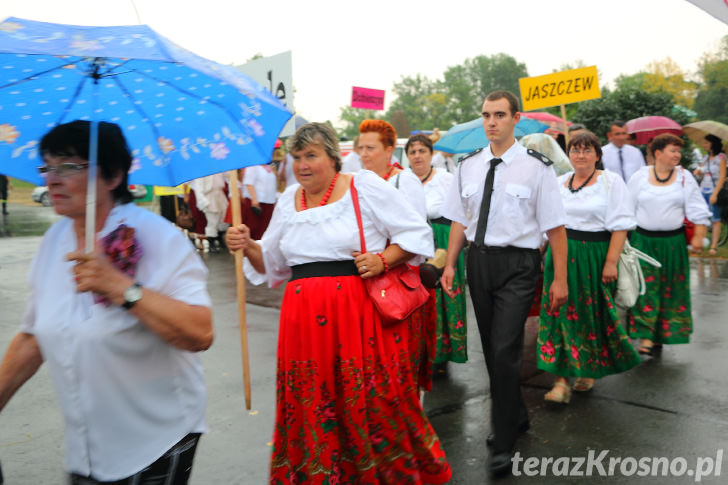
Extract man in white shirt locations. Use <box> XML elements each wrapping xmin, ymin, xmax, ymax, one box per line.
<box><xmin>440</xmin><ymin>90</ymin><xmax>568</xmax><ymax>477</ymax></box>
<box><xmin>602</xmin><ymin>121</ymin><xmax>645</xmax><ymax>182</ymax></box>
<box><xmin>341</xmin><ymin>136</ymin><xmax>362</xmax><ymax>173</ymax></box>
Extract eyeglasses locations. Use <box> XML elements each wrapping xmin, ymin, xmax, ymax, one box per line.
<box><xmin>569</xmin><ymin>148</ymin><xmax>595</xmax><ymax>156</ymax></box>
<box><xmin>38</xmin><ymin>162</ymin><xmax>89</xmax><ymax>177</ymax></box>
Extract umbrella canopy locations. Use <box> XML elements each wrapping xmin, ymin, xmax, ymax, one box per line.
<box><xmin>433</xmin><ymin>117</ymin><xmax>548</xmax><ymax>154</ymax></box>
<box><xmin>625</xmin><ymin>116</ymin><xmax>682</xmax><ymax>145</ymax></box>
<box><xmin>521</xmin><ymin>111</ymin><xmax>572</xmax><ymax>135</ymax></box>
<box><xmin>683</xmin><ymin>120</ymin><xmax>728</xmax><ymax>148</ymax></box>
<box><xmin>0</xmin><ymin>17</ymin><xmax>292</xmax><ymax>186</ymax></box>
<box><xmin>518</xmin><ymin>133</ymin><xmax>573</xmax><ymax>176</ymax></box>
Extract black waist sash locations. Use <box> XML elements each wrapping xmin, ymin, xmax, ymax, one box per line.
<box><xmin>290</xmin><ymin>261</ymin><xmax>359</xmax><ymax>281</ymax></box>
<box><xmin>429</xmin><ymin>217</ymin><xmax>451</xmax><ymax>226</ymax></box>
<box><xmin>566</xmin><ymin>229</ymin><xmax>611</xmax><ymax>242</ymax></box>
<box><xmin>635</xmin><ymin>226</ymin><xmax>684</xmax><ymax>238</ymax></box>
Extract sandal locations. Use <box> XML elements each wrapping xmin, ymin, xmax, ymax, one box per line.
<box><xmin>544</xmin><ymin>381</ymin><xmax>571</xmax><ymax>404</ymax></box>
<box><xmin>573</xmin><ymin>378</ymin><xmax>595</xmax><ymax>392</ymax></box>
<box><xmin>638</xmin><ymin>339</ymin><xmax>654</xmax><ymax>356</ymax></box>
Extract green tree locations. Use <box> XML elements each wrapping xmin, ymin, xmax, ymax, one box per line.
<box><xmin>338</xmin><ymin>107</ymin><xmax>381</xmax><ymax>140</ymax></box>
<box><xmin>441</xmin><ymin>54</ymin><xmax>529</xmax><ymax>125</ymax></box>
<box><xmin>694</xmin><ymin>36</ymin><xmax>728</xmax><ymax>124</ymax></box>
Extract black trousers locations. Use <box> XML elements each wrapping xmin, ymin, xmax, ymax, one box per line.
<box><xmin>466</xmin><ymin>245</ymin><xmax>541</xmax><ymax>453</ymax></box>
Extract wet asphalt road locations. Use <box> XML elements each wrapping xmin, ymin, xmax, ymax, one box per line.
<box><xmin>1</xmin><ymin>202</ymin><xmax>727</xmax><ymax>484</ymax></box>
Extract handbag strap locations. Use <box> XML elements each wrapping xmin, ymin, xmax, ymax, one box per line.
<box><xmin>350</xmin><ymin>178</ymin><xmax>367</xmax><ymax>253</ymax></box>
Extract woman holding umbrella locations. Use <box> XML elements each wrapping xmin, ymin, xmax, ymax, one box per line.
<box><xmin>537</xmin><ymin>131</ymin><xmax>641</xmax><ymax>403</ymax></box>
<box><xmin>226</xmin><ymin>123</ymin><xmax>451</xmax><ymax>483</ymax></box>
<box><xmin>406</xmin><ymin>133</ymin><xmax>468</xmax><ymax>368</ymax></box>
<box><xmin>0</xmin><ymin>121</ymin><xmax>213</xmax><ymax>484</ymax></box>
<box><xmin>627</xmin><ymin>134</ymin><xmax>711</xmax><ymax>355</ymax></box>
<box><xmin>694</xmin><ymin>134</ymin><xmax>726</xmax><ymax>255</ymax></box>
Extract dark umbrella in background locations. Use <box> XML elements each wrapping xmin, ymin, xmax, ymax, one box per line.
<box><xmin>0</xmin><ymin>17</ymin><xmax>293</xmax><ymax>409</ymax></box>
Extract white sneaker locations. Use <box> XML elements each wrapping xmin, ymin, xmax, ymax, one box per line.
<box><xmin>202</xmin><ymin>239</ymin><xmax>210</xmax><ymax>253</ymax></box>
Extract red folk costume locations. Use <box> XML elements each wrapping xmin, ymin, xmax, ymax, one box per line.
<box><xmin>245</xmin><ymin>171</ymin><xmax>450</xmax><ymax>484</ymax></box>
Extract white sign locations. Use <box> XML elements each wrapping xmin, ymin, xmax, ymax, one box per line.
<box><xmin>236</xmin><ymin>51</ymin><xmax>294</xmax><ymax>137</ymax></box>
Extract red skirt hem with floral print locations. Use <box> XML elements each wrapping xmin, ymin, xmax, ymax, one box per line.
<box><xmin>269</xmin><ymin>274</ymin><xmax>451</xmax><ymax>485</ymax></box>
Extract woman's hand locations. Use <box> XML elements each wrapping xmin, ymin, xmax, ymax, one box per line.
<box><xmin>440</xmin><ymin>266</ymin><xmax>456</xmax><ymax>298</ymax></box>
<box><xmin>352</xmin><ymin>251</ymin><xmax>384</xmax><ymax>280</ymax></box>
<box><xmin>66</xmin><ymin>250</ymin><xmax>132</xmax><ymax>305</ymax></box>
<box><xmin>601</xmin><ymin>261</ymin><xmax>618</xmax><ymax>284</ymax></box>
<box><xmin>226</xmin><ymin>224</ymin><xmax>252</xmax><ymax>252</ymax></box>
<box><xmin>709</xmin><ymin>192</ymin><xmax>718</xmax><ymax>205</ymax></box>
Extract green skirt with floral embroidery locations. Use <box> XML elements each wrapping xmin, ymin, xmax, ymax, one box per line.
<box><xmin>431</xmin><ymin>221</ymin><xmax>468</xmax><ymax>363</ymax></box>
<box><xmin>628</xmin><ymin>231</ymin><xmax>693</xmax><ymax>344</ymax></box>
<box><xmin>537</xmin><ymin>237</ymin><xmax>641</xmax><ymax>377</ymax></box>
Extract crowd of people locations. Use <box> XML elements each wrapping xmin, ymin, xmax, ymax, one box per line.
<box><xmin>0</xmin><ymin>88</ymin><xmax>724</xmax><ymax>483</ymax></box>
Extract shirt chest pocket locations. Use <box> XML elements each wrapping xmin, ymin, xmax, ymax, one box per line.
<box><xmin>503</xmin><ymin>183</ymin><xmax>532</xmax><ymax>217</ymax></box>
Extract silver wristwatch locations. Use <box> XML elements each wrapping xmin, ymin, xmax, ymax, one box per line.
<box><xmin>122</xmin><ymin>282</ymin><xmax>143</xmax><ymax>309</ymax></box>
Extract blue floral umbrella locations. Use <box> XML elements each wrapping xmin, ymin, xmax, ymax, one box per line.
<box><xmin>0</xmin><ymin>17</ymin><xmax>292</xmax><ymax>187</ymax></box>
<box><xmin>434</xmin><ymin>116</ymin><xmax>548</xmax><ymax>154</ymax></box>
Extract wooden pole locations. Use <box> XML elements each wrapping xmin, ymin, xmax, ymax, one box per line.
<box><xmin>560</xmin><ymin>104</ymin><xmax>570</xmax><ymax>147</ymax></box>
<box><xmin>228</xmin><ymin>169</ymin><xmax>252</xmax><ymax>410</ymax></box>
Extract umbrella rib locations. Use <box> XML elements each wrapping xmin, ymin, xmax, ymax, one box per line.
<box><xmin>54</xmin><ymin>75</ymin><xmax>90</xmax><ymax>127</ymax></box>
<box><xmin>0</xmin><ymin>61</ymin><xmax>79</xmax><ymax>90</ymax></box>
<box><xmin>110</xmin><ymin>75</ymin><xmax>166</xmax><ymax>146</ymax></box>
<box><xmin>128</xmin><ymin>68</ymin><xmax>270</xmax><ymax>160</ymax></box>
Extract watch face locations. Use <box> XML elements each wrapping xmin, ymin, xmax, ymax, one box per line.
<box><xmin>124</xmin><ymin>283</ymin><xmax>143</xmax><ymax>303</ymax></box>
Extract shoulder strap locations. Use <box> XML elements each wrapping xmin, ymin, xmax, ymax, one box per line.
<box><xmin>527</xmin><ymin>148</ymin><xmax>554</xmax><ymax>166</ymax></box>
<box><xmin>350</xmin><ymin>178</ymin><xmax>367</xmax><ymax>253</ymax></box>
<box><xmin>395</xmin><ymin>172</ymin><xmax>401</xmax><ymax>189</ymax></box>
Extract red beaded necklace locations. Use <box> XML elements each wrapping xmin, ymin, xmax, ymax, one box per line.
<box><xmin>381</xmin><ymin>165</ymin><xmax>396</xmax><ymax>181</ymax></box>
<box><xmin>300</xmin><ymin>173</ymin><xmax>339</xmax><ymax>210</ymax></box>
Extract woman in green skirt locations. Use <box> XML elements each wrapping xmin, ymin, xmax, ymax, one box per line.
<box><xmin>538</xmin><ymin>131</ymin><xmax>641</xmax><ymax>404</ymax></box>
<box><xmin>406</xmin><ymin>134</ymin><xmax>468</xmax><ymax>365</ymax></box>
<box><xmin>626</xmin><ymin>134</ymin><xmax>711</xmax><ymax>355</ymax></box>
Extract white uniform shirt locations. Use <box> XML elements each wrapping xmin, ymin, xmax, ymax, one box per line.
<box><xmin>244</xmin><ymin>171</ymin><xmax>434</xmax><ymax>288</ymax></box>
<box><xmin>21</xmin><ymin>203</ymin><xmax>210</xmax><ymax>481</ymax></box>
<box><xmin>627</xmin><ymin>166</ymin><xmax>711</xmax><ymax>230</ymax></box>
<box><xmin>420</xmin><ymin>169</ymin><xmax>454</xmax><ymax>220</ymax></box>
<box><xmin>242</xmin><ymin>164</ymin><xmax>278</xmax><ymax>204</ymax></box>
<box><xmin>558</xmin><ymin>170</ymin><xmax>636</xmax><ymax>232</ymax></box>
<box><xmin>441</xmin><ymin>141</ymin><xmax>567</xmax><ymax>249</ymax></box>
<box><xmin>602</xmin><ymin>142</ymin><xmax>645</xmax><ymax>182</ymax></box>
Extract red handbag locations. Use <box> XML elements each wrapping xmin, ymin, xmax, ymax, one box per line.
<box><xmin>350</xmin><ymin>179</ymin><xmax>429</xmax><ymax>326</ymax></box>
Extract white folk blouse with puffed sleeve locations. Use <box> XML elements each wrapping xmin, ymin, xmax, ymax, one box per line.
<box><xmin>20</xmin><ymin>203</ymin><xmax>211</xmax><ymax>481</ymax></box>
<box><xmin>558</xmin><ymin>170</ymin><xmax>636</xmax><ymax>232</ymax></box>
<box><xmin>387</xmin><ymin>169</ymin><xmax>427</xmax><ymax>221</ymax></box>
<box><xmin>244</xmin><ymin>170</ymin><xmax>435</xmax><ymax>288</ymax></box>
<box><xmin>627</xmin><ymin>166</ymin><xmax>711</xmax><ymax>231</ymax></box>
<box><xmin>417</xmin><ymin>169</ymin><xmax>454</xmax><ymax>221</ymax></box>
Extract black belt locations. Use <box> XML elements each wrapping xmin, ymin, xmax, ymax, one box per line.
<box><xmin>429</xmin><ymin>217</ymin><xmax>451</xmax><ymax>226</ymax></box>
<box><xmin>469</xmin><ymin>243</ymin><xmax>539</xmax><ymax>254</ymax></box>
<box><xmin>566</xmin><ymin>229</ymin><xmax>611</xmax><ymax>242</ymax></box>
<box><xmin>290</xmin><ymin>261</ymin><xmax>359</xmax><ymax>281</ymax></box>
<box><xmin>635</xmin><ymin>226</ymin><xmax>684</xmax><ymax>238</ymax></box>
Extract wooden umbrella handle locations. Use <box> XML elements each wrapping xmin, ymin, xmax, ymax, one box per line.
<box><xmin>228</xmin><ymin>169</ymin><xmax>252</xmax><ymax>410</ymax></box>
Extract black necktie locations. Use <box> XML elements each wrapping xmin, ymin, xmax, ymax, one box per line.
<box><xmin>618</xmin><ymin>148</ymin><xmax>625</xmax><ymax>180</ymax></box>
<box><xmin>474</xmin><ymin>158</ymin><xmax>502</xmax><ymax>247</ymax></box>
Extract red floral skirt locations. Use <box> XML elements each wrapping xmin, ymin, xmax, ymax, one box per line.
<box><xmin>270</xmin><ymin>274</ymin><xmax>452</xmax><ymax>484</ymax></box>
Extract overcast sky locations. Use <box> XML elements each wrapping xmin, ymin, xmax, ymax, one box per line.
<box><xmin>1</xmin><ymin>0</ymin><xmax>727</xmax><ymax>129</ymax></box>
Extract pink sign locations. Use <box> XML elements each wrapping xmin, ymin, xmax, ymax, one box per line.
<box><xmin>351</xmin><ymin>86</ymin><xmax>385</xmax><ymax>110</ymax></box>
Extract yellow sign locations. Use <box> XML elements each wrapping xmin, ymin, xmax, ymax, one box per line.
<box><xmin>519</xmin><ymin>66</ymin><xmax>600</xmax><ymax>111</ymax></box>
<box><xmin>153</xmin><ymin>185</ymin><xmax>186</xmax><ymax>196</ymax></box>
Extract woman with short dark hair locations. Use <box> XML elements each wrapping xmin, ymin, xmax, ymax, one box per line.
<box><xmin>537</xmin><ymin>131</ymin><xmax>641</xmax><ymax>403</ymax></box>
<box><xmin>0</xmin><ymin>120</ymin><xmax>213</xmax><ymax>484</ymax></box>
<box><xmin>628</xmin><ymin>133</ymin><xmax>711</xmax><ymax>355</ymax></box>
